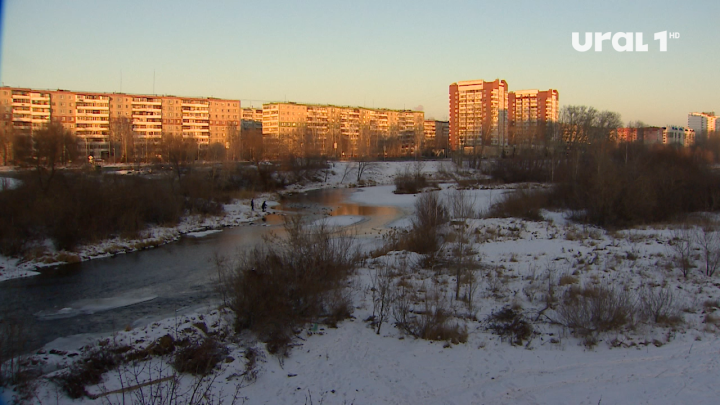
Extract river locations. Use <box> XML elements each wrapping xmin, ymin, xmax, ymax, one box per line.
<box><xmin>0</xmin><ymin>187</ymin><xmax>404</xmax><ymax>352</ymax></box>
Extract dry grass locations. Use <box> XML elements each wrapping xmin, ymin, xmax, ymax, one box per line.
<box><xmin>558</xmin><ymin>274</ymin><xmax>579</xmax><ymax>286</ymax></box>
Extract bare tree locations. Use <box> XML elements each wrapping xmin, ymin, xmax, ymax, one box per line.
<box><xmin>694</xmin><ymin>226</ymin><xmax>720</xmax><ymax>277</ymax></box>
<box><xmin>33</xmin><ymin>122</ymin><xmax>78</xmax><ymax>190</ymax></box>
<box><xmin>669</xmin><ymin>227</ymin><xmax>694</xmax><ymax>278</ymax></box>
<box><xmin>355</xmin><ymin>159</ymin><xmax>378</xmax><ymax>184</ymax></box>
<box><xmin>109</xmin><ymin>116</ymin><xmax>135</xmax><ymax>163</ymax></box>
<box><xmin>0</xmin><ymin>126</ymin><xmax>12</xmax><ymax>166</ymax></box>
<box><xmin>162</xmin><ymin>133</ymin><xmax>196</xmax><ymax>180</ymax></box>
<box><xmin>371</xmin><ymin>262</ymin><xmax>395</xmax><ymax>335</ymax></box>
<box><xmin>448</xmin><ymin>189</ymin><xmax>476</xmax><ymax>220</ymax></box>
<box><xmin>639</xmin><ymin>285</ymin><xmax>678</xmax><ymax>324</ymax></box>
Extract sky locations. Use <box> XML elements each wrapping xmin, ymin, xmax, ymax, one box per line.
<box><xmin>0</xmin><ymin>0</ymin><xmax>718</xmax><ymax>127</ymax></box>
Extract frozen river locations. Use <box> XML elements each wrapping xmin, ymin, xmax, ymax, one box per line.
<box><xmin>0</xmin><ymin>188</ymin><xmax>403</xmax><ymax>352</ymax></box>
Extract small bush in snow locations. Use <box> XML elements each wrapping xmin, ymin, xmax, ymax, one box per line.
<box><xmin>486</xmin><ymin>307</ymin><xmax>534</xmax><ymax>346</ymax></box>
<box><xmin>557</xmin><ymin>284</ymin><xmax>637</xmax><ymax>337</ymax></box>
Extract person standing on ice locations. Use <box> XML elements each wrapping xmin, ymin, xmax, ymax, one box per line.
<box><xmin>251</xmin><ymin>199</ymin><xmax>255</xmax><ymax>211</ymax></box>
<box><xmin>262</xmin><ymin>201</ymin><xmax>267</xmax><ymax>212</ymax></box>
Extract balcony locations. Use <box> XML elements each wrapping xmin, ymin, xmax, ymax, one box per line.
<box><xmin>182</xmin><ymin>127</ymin><xmax>209</xmax><ymax>133</ymax></box>
<box><xmin>131</xmin><ymin>99</ymin><xmax>161</xmax><ymax>105</ymax></box>
<box><xmin>77</xmin><ymin>104</ymin><xmax>109</xmax><ymax>110</ymax></box>
<box><xmin>132</xmin><ymin>113</ymin><xmax>162</xmax><ymax>120</ymax></box>
<box><xmin>182</xmin><ymin>102</ymin><xmax>209</xmax><ymax>108</ymax></box>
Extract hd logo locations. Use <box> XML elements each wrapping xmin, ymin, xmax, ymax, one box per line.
<box><xmin>572</xmin><ymin>31</ymin><xmax>679</xmax><ymax>52</ymax></box>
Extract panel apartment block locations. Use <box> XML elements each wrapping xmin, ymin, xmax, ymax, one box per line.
<box><xmin>262</xmin><ymin>102</ymin><xmax>424</xmax><ymax>157</ymax></box>
<box><xmin>508</xmin><ymin>89</ymin><xmax>559</xmax><ymax>145</ymax></box>
<box><xmin>449</xmin><ymin>79</ymin><xmax>509</xmax><ymax>152</ymax></box>
<box><xmin>0</xmin><ymin>86</ymin><xmax>240</xmax><ymax>160</ymax></box>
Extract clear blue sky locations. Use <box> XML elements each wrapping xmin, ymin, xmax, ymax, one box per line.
<box><xmin>1</xmin><ymin>0</ymin><xmax>718</xmax><ymax>127</ymax></box>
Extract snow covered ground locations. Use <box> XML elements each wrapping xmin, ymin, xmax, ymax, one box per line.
<box><xmin>21</xmin><ymin>303</ymin><xmax>720</xmax><ymax>405</ymax></box>
<box><xmin>3</xmin><ymin>160</ymin><xmax>720</xmax><ymax>404</ymax></box>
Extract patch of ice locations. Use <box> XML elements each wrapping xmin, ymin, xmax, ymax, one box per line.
<box><xmin>185</xmin><ymin>229</ymin><xmax>222</xmax><ymax>238</ymax></box>
<box><xmin>311</xmin><ymin>215</ymin><xmax>365</xmax><ymax>228</ymax></box>
<box><xmin>35</xmin><ymin>295</ymin><xmax>158</xmax><ymax>320</ymax></box>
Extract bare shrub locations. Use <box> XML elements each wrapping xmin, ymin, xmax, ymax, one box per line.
<box><xmin>56</xmin><ymin>346</ymin><xmax>126</xmax><ymax>398</ymax></box>
<box><xmin>105</xmin><ymin>356</ymin><xmax>245</xmax><ymax>405</ymax></box>
<box><xmin>408</xmin><ymin>191</ymin><xmax>448</xmax><ymax>254</ymax></box>
<box><xmin>379</xmin><ymin>191</ymin><xmax>448</xmax><ymax>256</ymax></box>
<box><xmin>323</xmin><ymin>289</ymin><xmax>353</xmax><ymax>328</ymax></box>
<box><xmin>394</xmin><ymin>167</ymin><xmax>428</xmax><ymax>195</ymax></box>
<box><xmin>549</xmin><ymin>144</ymin><xmax>720</xmax><ymax>227</ymax></box>
<box><xmin>639</xmin><ymin>285</ymin><xmax>682</xmax><ymax>326</ymax></box>
<box><xmin>0</xmin><ymin>314</ymin><xmax>40</xmax><ymax>403</ymax></box>
<box><xmin>694</xmin><ymin>226</ymin><xmax>720</xmax><ymax>277</ymax></box>
<box><xmin>486</xmin><ymin>307</ymin><xmax>534</xmax><ymax>346</ymax></box>
<box><xmin>392</xmin><ymin>285</ymin><xmax>414</xmax><ymax>332</ymax></box>
<box><xmin>488</xmin><ymin>187</ymin><xmax>548</xmax><ymax>221</ymax></box>
<box><xmin>669</xmin><ymin>227</ymin><xmax>695</xmax><ymax>278</ymax></box>
<box><xmin>490</xmin><ymin>151</ymin><xmax>552</xmax><ymax>183</ymax></box>
<box><xmin>461</xmin><ymin>270</ymin><xmax>481</xmax><ymax>315</ymax></box>
<box><xmin>447</xmin><ymin>189</ymin><xmax>476</xmax><ymax>220</ymax></box>
<box><xmin>413</xmin><ymin>191</ymin><xmax>448</xmax><ymax>231</ymax></box>
<box><xmin>0</xmin><ymin>314</ymin><xmax>29</xmax><ymax>387</ymax></box>
<box><xmin>172</xmin><ymin>337</ymin><xmax>228</xmax><ymax>376</ymax></box>
<box><xmin>369</xmin><ymin>263</ymin><xmax>395</xmax><ymax>335</ymax></box>
<box><xmin>222</xmin><ymin>216</ymin><xmax>358</xmax><ymax>355</ymax></box>
<box><xmin>395</xmin><ymin>286</ymin><xmax>467</xmax><ymax>344</ymax></box>
<box><xmin>557</xmin><ymin>284</ymin><xmax>637</xmax><ymax>336</ymax></box>
<box><xmin>0</xmin><ymin>173</ymin><xmax>184</xmax><ymax>254</ymax></box>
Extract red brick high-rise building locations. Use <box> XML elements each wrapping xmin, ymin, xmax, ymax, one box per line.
<box><xmin>449</xmin><ymin>79</ymin><xmax>508</xmax><ymax>152</ymax></box>
<box><xmin>508</xmin><ymin>89</ymin><xmax>559</xmax><ymax>145</ymax></box>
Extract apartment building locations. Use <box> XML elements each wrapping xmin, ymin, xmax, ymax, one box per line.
<box><xmin>0</xmin><ymin>86</ymin><xmax>240</xmax><ymax>161</ymax></box>
<box><xmin>688</xmin><ymin>112</ymin><xmax>717</xmax><ymax>135</ymax></box>
<box><xmin>262</xmin><ymin>102</ymin><xmax>424</xmax><ymax>158</ymax></box>
<box><xmin>0</xmin><ymin>88</ymin><xmax>52</xmax><ymax>135</ymax></box>
<box><xmin>449</xmin><ymin>79</ymin><xmax>509</xmax><ymax>152</ymax></box>
<box><xmin>208</xmin><ymin>99</ymin><xmax>241</xmax><ymax>146</ymax></box>
<box><xmin>508</xmin><ymin>89</ymin><xmax>559</xmax><ymax>145</ymax></box>
<box><xmin>423</xmin><ymin>120</ymin><xmax>449</xmax><ymax>153</ymax></box>
<box><xmin>241</xmin><ymin>108</ymin><xmax>263</xmax><ymax>130</ymax></box>
<box><xmin>663</xmin><ymin>125</ymin><xmax>695</xmax><ymax>147</ymax></box>
<box><xmin>616</xmin><ymin>127</ymin><xmax>664</xmax><ymax>144</ymax></box>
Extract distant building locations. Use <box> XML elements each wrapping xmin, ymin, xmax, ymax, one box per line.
<box><xmin>241</xmin><ymin>108</ymin><xmax>263</xmax><ymax>130</ymax></box>
<box><xmin>508</xmin><ymin>89</ymin><xmax>559</xmax><ymax>145</ymax></box>
<box><xmin>0</xmin><ymin>86</ymin><xmax>240</xmax><ymax>161</ymax></box>
<box><xmin>449</xmin><ymin>79</ymin><xmax>509</xmax><ymax>152</ymax></box>
<box><xmin>688</xmin><ymin>112</ymin><xmax>717</xmax><ymax>135</ymax></box>
<box><xmin>663</xmin><ymin>125</ymin><xmax>695</xmax><ymax>147</ymax></box>
<box><xmin>262</xmin><ymin>102</ymin><xmax>424</xmax><ymax>158</ymax></box>
<box><xmin>423</xmin><ymin>120</ymin><xmax>449</xmax><ymax>154</ymax></box>
<box><xmin>615</xmin><ymin>126</ymin><xmax>693</xmax><ymax>146</ymax></box>
<box><xmin>617</xmin><ymin>127</ymin><xmax>664</xmax><ymax>144</ymax></box>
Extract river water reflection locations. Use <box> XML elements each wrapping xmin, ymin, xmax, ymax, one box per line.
<box><xmin>0</xmin><ymin>187</ymin><xmax>403</xmax><ymax>351</ymax></box>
